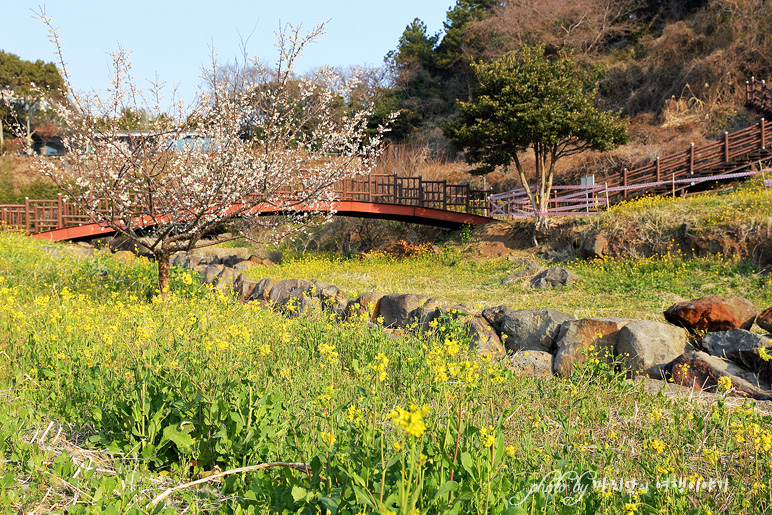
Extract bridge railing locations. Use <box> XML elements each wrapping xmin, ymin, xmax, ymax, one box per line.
<box><xmin>0</xmin><ymin>173</ymin><xmax>491</xmax><ymax>235</ymax></box>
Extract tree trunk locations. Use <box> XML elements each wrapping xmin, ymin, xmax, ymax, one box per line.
<box><xmin>156</xmin><ymin>251</ymin><xmax>171</xmax><ymax>296</ymax></box>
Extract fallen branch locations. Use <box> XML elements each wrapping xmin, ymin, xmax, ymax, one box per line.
<box><xmin>151</xmin><ymin>461</ymin><xmax>310</xmax><ymax>507</ymax></box>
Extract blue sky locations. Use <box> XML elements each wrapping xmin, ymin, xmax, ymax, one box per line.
<box><xmin>1</xmin><ymin>1</ymin><xmax>453</xmax><ymax>103</ymax></box>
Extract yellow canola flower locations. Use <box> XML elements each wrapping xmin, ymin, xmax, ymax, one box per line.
<box><xmin>717</xmin><ymin>376</ymin><xmax>732</xmax><ymax>392</ymax></box>
<box><xmin>650</xmin><ymin>440</ymin><xmax>666</xmax><ymax>454</ymax></box>
<box><xmin>480</xmin><ymin>426</ymin><xmax>497</xmax><ymax>447</ymax></box>
<box><xmin>388</xmin><ymin>404</ymin><xmax>429</xmax><ymax>438</ymax></box>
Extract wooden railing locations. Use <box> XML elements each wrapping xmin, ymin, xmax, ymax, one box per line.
<box><xmin>603</xmin><ymin>118</ymin><xmax>771</xmax><ymax>200</ymax></box>
<box><xmin>747</xmin><ymin>77</ymin><xmax>772</xmax><ymax>115</ymax></box>
<box><xmin>0</xmin><ymin>173</ymin><xmax>490</xmax><ymax>234</ymax></box>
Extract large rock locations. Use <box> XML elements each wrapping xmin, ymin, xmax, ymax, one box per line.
<box><xmin>345</xmin><ymin>292</ymin><xmax>385</xmax><ymax>323</ymax></box>
<box><xmin>508</xmin><ymin>350</ymin><xmax>553</xmax><ymax>376</ymax></box>
<box><xmin>251</xmin><ymin>278</ymin><xmax>276</xmax><ymax>301</ymax></box>
<box><xmin>233</xmin><ymin>261</ymin><xmax>259</xmax><ymax>272</ymax></box>
<box><xmin>183</xmin><ymin>254</ymin><xmax>203</xmax><ymax>268</ymax></box>
<box><xmin>757</xmin><ymin>306</ymin><xmax>772</xmax><ymax>332</ymax></box>
<box><xmin>553</xmin><ymin>318</ymin><xmax>632</xmax><ymax>377</ymax></box>
<box><xmin>501</xmin><ymin>264</ymin><xmax>544</xmax><ymax>285</ymax></box>
<box><xmin>667</xmin><ymin>351</ymin><xmax>772</xmax><ymax>400</ymax></box>
<box><xmin>113</xmin><ymin>250</ymin><xmax>137</xmax><ymax>264</ymax></box>
<box><xmin>214</xmin><ymin>268</ymin><xmax>241</xmax><ymax>292</ymax></box>
<box><xmin>466</xmin><ymin>315</ymin><xmax>505</xmax><ymax>357</ymax></box>
<box><xmin>481</xmin><ymin>305</ymin><xmax>513</xmax><ymax>330</ymax></box>
<box><xmin>581</xmin><ymin>233</ymin><xmax>608</xmax><ymax>259</ymax></box>
<box><xmin>379</xmin><ymin>294</ymin><xmax>429</xmax><ymax>328</ymax></box>
<box><xmin>236</xmin><ymin>279</ymin><xmax>258</xmax><ymax>302</ymax></box>
<box><xmin>408</xmin><ymin>298</ymin><xmax>446</xmax><ymax>332</ymax></box>
<box><xmin>615</xmin><ymin>320</ymin><xmax>690</xmax><ymax>378</ymax></box>
<box><xmin>172</xmin><ymin>252</ymin><xmax>188</xmax><ymax>267</ymax></box>
<box><xmin>499</xmin><ymin>309</ymin><xmax>576</xmax><ymax>353</ymax></box>
<box><xmin>269</xmin><ymin>279</ymin><xmax>315</xmax><ymax>304</ymax></box>
<box><xmin>277</xmin><ymin>294</ymin><xmax>321</xmax><ymax>319</ymax></box>
<box><xmin>701</xmin><ymin>329</ymin><xmax>769</xmax><ymax>362</ymax></box>
<box><xmin>664</xmin><ymin>295</ymin><xmax>757</xmax><ymax>333</ymax></box>
<box><xmin>203</xmin><ymin>264</ymin><xmax>226</xmax><ymax>285</ymax></box>
<box><xmin>310</xmin><ymin>280</ymin><xmax>348</xmax><ymax>316</ymax></box>
<box><xmin>529</xmin><ymin>267</ymin><xmax>578</xmax><ymax>289</ymax></box>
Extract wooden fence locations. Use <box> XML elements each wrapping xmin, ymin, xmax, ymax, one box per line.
<box><xmin>603</xmin><ymin>118</ymin><xmax>771</xmax><ymax>200</ymax></box>
<box><xmin>0</xmin><ymin>173</ymin><xmax>490</xmax><ymax>235</ymax></box>
<box><xmin>747</xmin><ymin>77</ymin><xmax>772</xmax><ymax>115</ymax></box>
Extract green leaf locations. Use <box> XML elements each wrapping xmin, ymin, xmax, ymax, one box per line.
<box><xmin>291</xmin><ymin>485</ymin><xmax>308</xmax><ymax>503</ymax></box>
<box><xmin>460</xmin><ymin>451</ymin><xmax>473</xmax><ymax>476</ymax></box>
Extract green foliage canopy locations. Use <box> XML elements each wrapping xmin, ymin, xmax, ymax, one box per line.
<box><xmin>445</xmin><ymin>46</ymin><xmax>628</xmax><ymax>237</ymax></box>
<box><xmin>446</xmin><ymin>46</ymin><xmax>629</xmax><ymax>176</ymax></box>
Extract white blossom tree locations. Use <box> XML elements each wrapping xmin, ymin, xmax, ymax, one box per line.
<box><xmin>27</xmin><ymin>14</ymin><xmax>390</xmax><ymax>293</ymax></box>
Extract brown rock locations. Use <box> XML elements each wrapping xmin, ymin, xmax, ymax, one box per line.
<box><xmin>251</xmin><ymin>278</ymin><xmax>276</xmax><ymax>301</ymax></box>
<box><xmin>236</xmin><ymin>280</ymin><xmax>258</xmax><ymax>302</ymax></box>
<box><xmin>345</xmin><ymin>292</ymin><xmax>385</xmax><ymax>323</ymax></box>
<box><xmin>466</xmin><ymin>316</ymin><xmax>505</xmax><ymax>357</ymax></box>
<box><xmin>758</xmin><ymin>306</ymin><xmax>772</xmax><ymax>332</ymax></box>
<box><xmin>664</xmin><ymin>295</ymin><xmax>757</xmax><ymax>333</ymax></box>
<box><xmin>667</xmin><ymin>351</ymin><xmax>772</xmax><ymax>400</ymax></box>
<box><xmin>553</xmin><ymin>318</ymin><xmax>632</xmax><ymax>377</ymax></box>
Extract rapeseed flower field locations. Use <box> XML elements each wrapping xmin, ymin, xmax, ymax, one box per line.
<box><xmin>1</xmin><ymin>229</ymin><xmax>772</xmax><ymax>513</ymax></box>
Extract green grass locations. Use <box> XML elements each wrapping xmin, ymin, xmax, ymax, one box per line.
<box><xmin>243</xmin><ymin>249</ymin><xmax>772</xmax><ymax>321</ymax></box>
<box><xmin>2</xmin><ymin>227</ymin><xmax>772</xmax><ymax>514</ymax></box>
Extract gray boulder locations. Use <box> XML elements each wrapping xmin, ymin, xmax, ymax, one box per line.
<box><xmin>509</xmin><ymin>350</ymin><xmax>553</xmax><ymax>376</ymax></box>
<box><xmin>236</xmin><ymin>279</ymin><xmax>258</xmax><ymax>302</ymax></box>
<box><xmin>499</xmin><ymin>309</ymin><xmax>576</xmax><ymax>353</ymax></box>
<box><xmin>277</xmin><ymin>294</ymin><xmax>321</xmax><ymax>318</ymax></box>
<box><xmin>203</xmin><ymin>264</ymin><xmax>225</xmax><ymax>285</ymax></box>
<box><xmin>233</xmin><ymin>261</ymin><xmax>259</xmax><ymax>272</ymax></box>
<box><xmin>214</xmin><ymin>267</ymin><xmax>240</xmax><ymax>292</ymax></box>
<box><xmin>269</xmin><ymin>279</ymin><xmax>315</xmax><ymax>304</ymax></box>
<box><xmin>615</xmin><ymin>320</ymin><xmax>690</xmax><ymax>378</ymax></box>
<box><xmin>408</xmin><ymin>298</ymin><xmax>446</xmax><ymax>332</ymax></box>
<box><xmin>530</xmin><ymin>267</ymin><xmax>578</xmax><ymax>289</ymax></box>
<box><xmin>379</xmin><ymin>294</ymin><xmax>430</xmax><ymax>329</ymax></box>
<box><xmin>702</xmin><ymin>329</ymin><xmax>769</xmax><ymax>362</ymax></box>
<box><xmin>501</xmin><ymin>264</ymin><xmax>545</xmax><ymax>285</ymax></box>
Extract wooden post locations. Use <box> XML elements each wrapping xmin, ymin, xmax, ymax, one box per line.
<box><xmin>368</xmin><ymin>174</ymin><xmax>373</xmax><ymax>203</ymax></box>
<box><xmin>689</xmin><ymin>143</ymin><xmax>695</xmax><ymax>174</ymax></box>
<box><xmin>623</xmin><ymin>168</ymin><xmax>628</xmax><ymax>199</ymax></box>
<box><xmin>762</xmin><ymin>118</ymin><xmax>766</xmax><ymax>150</ymax></box>
<box><xmin>656</xmin><ymin>157</ymin><xmax>661</xmax><ymax>182</ymax></box>
<box><xmin>442</xmin><ymin>180</ymin><xmax>447</xmax><ymax>211</ymax></box>
<box><xmin>604</xmin><ymin>182</ymin><xmax>610</xmax><ymax>211</ymax></box>
<box><xmin>724</xmin><ymin>131</ymin><xmax>730</xmax><ymax>162</ymax></box>
<box><xmin>57</xmin><ymin>194</ymin><xmax>63</xmax><ymax>229</ymax></box>
<box><xmin>747</xmin><ymin>80</ymin><xmax>752</xmax><ymax>104</ymax></box>
<box><xmin>672</xmin><ymin>173</ymin><xmax>675</xmax><ymax>199</ymax></box>
<box><xmin>24</xmin><ymin>197</ymin><xmax>30</xmax><ymax>233</ymax></box>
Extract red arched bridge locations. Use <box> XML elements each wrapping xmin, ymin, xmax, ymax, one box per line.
<box><xmin>0</xmin><ymin>174</ymin><xmax>493</xmax><ymax>242</ymax></box>
<box><xmin>3</xmin><ymin>78</ymin><xmax>771</xmax><ymax>240</ymax></box>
